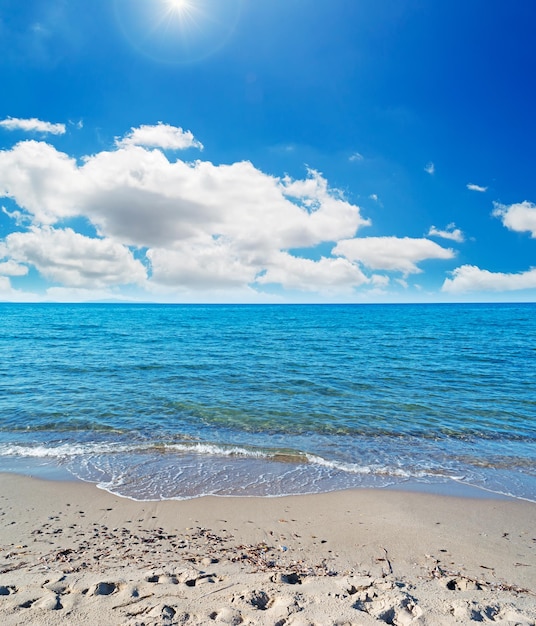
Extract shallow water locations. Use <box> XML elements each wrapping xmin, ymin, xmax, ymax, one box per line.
<box><xmin>0</xmin><ymin>303</ymin><xmax>534</xmax><ymax>500</ymax></box>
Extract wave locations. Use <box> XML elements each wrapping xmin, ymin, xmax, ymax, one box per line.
<box><xmin>0</xmin><ymin>442</ymin><xmax>140</xmax><ymax>458</ymax></box>
<box><xmin>3</xmin><ymin>438</ymin><xmax>534</xmax><ymax>502</ymax></box>
<box><xmin>0</xmin><ymin>440</ymin><xmax>310</xmax><ymax>464</ymax></box>
<box><xmin>0</xmin><ymin>440</ymin><xmax>462</xmax><ymax>482</ymax></box>
<box><xmin>304</xmin><ymin>454</ymin><xmax>466</xmax><ymax>481</ymax></box>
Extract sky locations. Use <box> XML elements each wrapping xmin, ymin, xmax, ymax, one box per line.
<box><xmin>0</xmin><ymin>0</ymin><xmax>535</xmax><ymax>303</ymax></box>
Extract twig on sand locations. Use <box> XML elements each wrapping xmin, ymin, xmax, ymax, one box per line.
<box><xmin>199</xmin><ymin>583</ymin><xmax>236</xmax><ymax>599</ymax></box>
<box><xmin>112</xmin><ymin>593</ymin><xmax>154</xmax><ymax>610</ymax></box>
<box><xmin>381</xmin><ymin>547</ymin><xmax>393</xmax><ymax>576</ymax></box>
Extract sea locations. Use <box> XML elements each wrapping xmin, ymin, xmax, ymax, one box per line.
<box><xmin>0</xmin><ymin>303</ymin><xmax>534</xmax><ymax>502</ymax></box>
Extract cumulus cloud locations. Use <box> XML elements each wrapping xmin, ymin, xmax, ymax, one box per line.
<box><xmin>147</xmin><ymin>237</ymin><xmax>257</xmax><ymax>289</ymax></box>
<box><xmin>443</xmin><ymin>265</ymin><xmax>536</xmax><ymax>293</ymax></box>
<box><xmin>0</xmin><ymin>117</ymin><xmax>66</xmax><ymax>135</ymax></box>
<box><xmin>427</xmin><ymin>223</ymin><xmax>465</xmax><ymax>243</ymax></box>
<box><xmin>333</xmin><ymin>236</ymin><xmax>454</xmax><ymax>275</ymax></box>
<box><xmin>256</xmin><ymin>253</ymin><xmax>369</xmax><ymax>293</ymax></box>
<box><xmin>0</xmin><ymin>130</ymin><xmax>377</xmax><ymax>295</ymax></box>
<box><xmin>0</xmin><ymin>140</ymin><xmax>82</xmax><ymax>224</ymax></box>
<box><xmin>0</xmin><ymin>260</ymin><xmax>28</xmax><ymax>276</ymax></box>
<box><xmin>0</xmin><ymin>125</ymin><xmax>467</xmax><ymax>298</ymax></box>
<box><xmin>466</xmin><ymin>183</ymin><xmax>487</xmax><ymax>192</ymax></box>
<box><xmin>116</xmin><ymin>122</ymin><xmax>204</xmax><ymax>150</ymax></box>
<box><xmin>424</xmin><ymin>162</ymin><xmax>435</xmax><ymax>175</ymax></box>
<box><xmin>0</xmin><ymin>141</ymin><xmax>369</xmax><ymax>250</ymax></box>
<box><xmin>2</xmin><ymin>227</ymin><xmax>146</xmax><ymax>288</ymax></box>
<box><xmin>492</xmin><ymin>201</ymin><xmax>536</xmax><ymax>238</ymax></box>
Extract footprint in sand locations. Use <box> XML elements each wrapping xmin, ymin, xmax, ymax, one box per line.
<box><xmin>354</xmin><ymin>591</ymin><xmax>423</xmax><ymax>625</ymax></box>
<box><xmin>92</xmin><ymin>581</ymin><xmax>118</xmax><ymax>596</ymax></box>
<box><xmin>209</xmin><ymin>606</ymin><xmax>243</xmax><ymax>624</ymax></box>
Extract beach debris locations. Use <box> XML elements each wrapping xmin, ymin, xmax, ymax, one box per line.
<box><xmin>226</xmin><ymin>541</ymin><xmax>336</xmax><ymax>577</ymax></box>
<box><xmin>428</xmin><ymin>560</ymin><xmax>536</xmax><ymax>597</ymax></box>
<box><xmin>380</xmin><ymin>546</ymin><xmax>393</xmax><ymax>576</ymax></box>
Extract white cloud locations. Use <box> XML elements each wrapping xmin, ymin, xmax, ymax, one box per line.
<box><xmin>0</xmin><ymin>276</ymin><xmax>37</xmax><ymax>302</ymax></box>
<box><xmin>333</xmin><ymin>236</ymin><xmax>454</xmax><ymax>275</ymax></box>
<box><xmin>3</xmin><ymin>227</ymin><xmax>146</xmax><ymax>288</ymax></box>
<box><xmin>371</xmin><ymin>274</ymin><xmax>389</xmax><ymax>287</ymax></box>
<box><xmin>466</xmin><ymin>183</ymin><xmax>487</xmax><ymax>192</ymax></box>
<box><xmin>0</xmin><ymin>133</ymin><xmax>373</xmax><ymax>295</ymax></box>
<box><xmin>256</xmin><ymin>253</ymin><xmax>369</xmax><ymax>293</ymax></box>
<box><xmin>0</xmin><ymin>117</ymin><xmax>66</xmax><ymax>135</ymax></box>
<box><xmin>349</xmin><ymin>152</ymin><xmax>364</xmax><ymax>162</ymax></box>
<box><xmin>427</xmin><ymin>223</ymin><xmax>465</xmax><ymax>243</ymax></box>
<box><xmin>2</xmin><ymin>205</ymin><xmax>28</xmax><ymax>226</ymax></box>
<box><xmin>116</xmin><ymin>122</ymin><xmax>204</xmax><ymax>150</ymax></box>
<box><xmin>369</xmin><ymin>194</ymin><xmax>379</xmax><ymax>202</ymax></box>
<box><xmin>424</xmin><ymin>162</ymin><xmax>435</xmax><ymax>175</ymax></box>
<box><xmin>0</xmin><ymin>260</ymin><xmax>28</xmax><ymax>276</ymax></box>
<box><xmin>147</xmin><ymin>237</ymin><xmax>257</xmax><ymax>289</ymax></box>
<box><xmin>0</xmin><ymin>140</ymin><xmax>82</xmax><ymax>224</ymax></box>
<box><xmin>443</xmin><ymin>265</ymin><xmax>536</xmax><ymax>293</ymax></box>
<box><xmin>492</xmin><ymin>201</ymin><xmax>536</xmax><ymax>238</ymax></box>
<box><xmin>0</xmin><ymin>140</ymin><xmax>369</xmax><ymax>250</ymax></box>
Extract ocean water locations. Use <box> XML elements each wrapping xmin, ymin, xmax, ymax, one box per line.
<box><xmin>0</xmin><ymin>303</ymin><xmax>534</xmax><ymax>501</ymax></box>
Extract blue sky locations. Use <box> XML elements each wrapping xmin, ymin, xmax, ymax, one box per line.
<box><xmin>0</xmin><ymin>0</ymin><xmax>535</xmax><ymax>302</ymax></box>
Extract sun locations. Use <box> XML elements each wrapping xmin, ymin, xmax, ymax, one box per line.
<box><xmin>163</xmin><ymin>0</ymin><xmax>195</xmax><ymax>16</ymax></box>
<box><xmin>115</xmin><ymin>0</ymin><xmax>241</xmax><ymax>64</ymax></box>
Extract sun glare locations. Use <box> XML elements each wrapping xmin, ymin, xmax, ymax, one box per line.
<box><xmin>115</xmin><ymin>0</ymin><xmax>242</xmax><ymax>64</ymax></box>
<box><xmin>164</xmin><ymin>0</ymin><xmax>195</xmax><ymax>17</ymax></box>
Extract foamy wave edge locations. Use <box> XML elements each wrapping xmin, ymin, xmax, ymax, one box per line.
<box><xmin>0</xmin><ymin>442</ymin><xmax>460</xmax><ymax>481</ymax></box>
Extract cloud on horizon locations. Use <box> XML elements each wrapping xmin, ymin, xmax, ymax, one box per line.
<box><xmin>1</xmin><ymin>227</ymin><xmax>146</xmax><ymax>288</ymax></box>
<box><xmin>443</xmin><ymin>265</ymin><xmax>536</xmax><ymax>293</ymax></box>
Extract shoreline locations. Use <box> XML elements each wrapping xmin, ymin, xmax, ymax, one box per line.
<box><xmin>0</xmin><ymin>473</ymin><xmax>534</xmax><ymax>625</ymax></box>
<box><xmin>0</xmin><ymin>461</ymin><xmax>529</xmax><ymax>503</ymax></box>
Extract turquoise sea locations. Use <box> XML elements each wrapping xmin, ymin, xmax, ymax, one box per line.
<box><xmin>0</xmin><ymin>303</ymin><xmax>534</xmax><ymax>501</ymax></box>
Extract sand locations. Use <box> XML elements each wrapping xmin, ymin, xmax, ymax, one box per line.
<box><xmin>0</xmin><ymin>474</ymin><xmax>534</xmax><ymax>625</ymax></box>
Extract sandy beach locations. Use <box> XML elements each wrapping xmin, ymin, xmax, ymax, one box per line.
<box><xmin>0</xmin><ymin>474</ymin><xmax>534</xmax><ymax>625</ymax></box>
